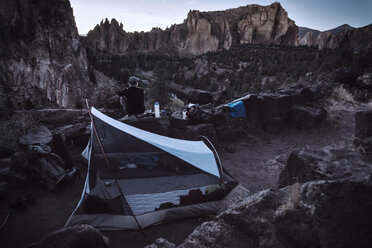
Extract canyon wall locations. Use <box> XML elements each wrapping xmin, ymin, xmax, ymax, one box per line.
<box><xmin>299</xmin><ymin>24</ymin><xmax>372</xmax><ymax>51</ymax></box>
<box><xmin>85</xmin><ymin>2</ymin><xmax>299</xmax><ymax>56</ymax></box>
<box><xmin>0</xmin><ymin>0</ymin><xmax>91</xmax><ymax>108</ymax></box>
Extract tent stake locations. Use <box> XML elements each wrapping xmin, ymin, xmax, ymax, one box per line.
<box><xmin>85</xmin><ymin>99</ymin><xmax>146</xmax><ymax>236</ymax></box>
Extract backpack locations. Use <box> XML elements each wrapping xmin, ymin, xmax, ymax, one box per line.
<box><xmin>186</xmin><ymin>104</ymin><xmax>212</xmax><ymax>124</ymax></box>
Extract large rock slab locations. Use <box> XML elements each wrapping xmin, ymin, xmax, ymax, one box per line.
<box><xmin>355</xmin><ymin>109</ymin><xmax>372</xmax><ymax>139</ymax></box>
<box><xmin>156</xmin><ymin>179</ymin><xmax>372</xmax><ymax>248</ymax></box>
<box><xmin>30</xmin><ymin>224</ymin><xmax>109</xmax><ymax>248</ymax></box>
<box><xmin>145</xmin><ymin>238</ymin><xmax>176</xmax><ymax>248</ymax></box>
<box><xmin>258</xmin><ymin>93</ymin><xmax>294</xmax><ymax>132</ymax></box>
<box><xmin>278</xmin><ymin>146</ymin><xmax>372</xmax><ymax>188</ymax></box>
<box><xmin>287</xmin><ymin>104</ymin><xmax>327</xmax><ymax>129</ymax></box>
<box><xmin>213</xmin><ymin>106</ymin><xmax>248</xmax><ymax>141</ymax></box>
<box><xmin>354</xmin><ymin>109</ymin><xmax>372</xmax><ymax>160</ymax></box>
<box><xmin>123</xmin><ymin>116</ymin><xmax>172</xmax><ymax>136</ymax></box>
<box><xmin>184</xmin><ymin>124</ymin><xmax>217</xmax><ymax>143</ymax></box>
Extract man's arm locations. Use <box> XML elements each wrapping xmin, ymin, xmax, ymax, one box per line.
<box><xmin>117</xmin><ymin>88</ymin><xmax>127</xmax><ymax>97</ymax></box>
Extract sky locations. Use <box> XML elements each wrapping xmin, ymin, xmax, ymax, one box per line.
<box><xmin>70</xmin><ymin>0</ymin><xmax>372</xmax><ymax>35</ymax></box>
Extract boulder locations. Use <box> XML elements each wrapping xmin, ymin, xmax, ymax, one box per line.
<box><xmin>0</xmin><ymin>147</ymin><xmax>15</xmax><ymax>159</ymax></box>
<box><xmin>355</xmin><ymin>110</ymin><xmax>372</xmax><ymax>139</ymax></box>
<box><xmin>169</xmin><ymin>83</ymin><xmax>213</xmax><ymax>105</ymax></box>
<box><xmin>104</xmin><ymin>95</ymin><xmax>121</xmax><ymax>109</ymax></box>
<box><xmin>234</xmin><ymin>94</ymin><xmax>261</xmax><ymax>130</ymax></box>
<box><xmin>183</xmin><ymin>124</ymin><xmax>217</xmax><ymax>144</ymax></box>
<box><xmin>167</xmin><ymin>180</ymin><xmax>372</xmax><ymax>248</ymax></box>
<box><xmin>171</xmin><ymin>115</ymin><xmax>189</xmax><ymax>129</ymax></box>
<box><xmin>212</xmin><ymin>105</ymin><xmax>231</xmax><ymax>126</ymax></box>
<box><xmin>40</xmin><ymin>110</ymin><xmax>88</xmax><ymax>127</ymax></box>
<box><xmin>354</xmin><ymin>110</ymin><xmax>372</xmax><ymax>160</ymax></box>
<box><xmin>258</xmin><ymin>93</ymin><xmax>294</xmax><ymax>132</ymax></box>
<box><xmin>30</xmin><ymin>224</ymin><xmax>109</xmax><ymax>248</ymax></box>
<box><xmin>213</xmin><ymin>105</ymin><xmax>252</xmax><ymax>141</ymax></box>
<box><xmin>214</xmin><ymin>121</ymin><xmax>246</xmax><ymax>141</ymax></box>
<box><xmin>331</xmin><ymin>67</ymin><xmax>359</xmax><ymax>85</ymax></box>
<box><xmin>0</xmin><ymin>167</ymin><xmax>28</xmax><ymax>187</ymax></box>
<box><xmin>18</xmin><ymin>125</ymin><xmax>53</xmax><ymax>146</ymax></box>
<box><xmin>287</xmin><ymin>104</ymin><xmax>327</xmax><ymax>129</ymax></box>
<box><xmin>188</xmin><ymin>89</ymin><xmax>213</xmax><ymax>105</ymax></box>
<box><xmin>355</xmin><ymin>137</ymin><xmax>372</xmax><ymax>160</ymax></box>
<box><xmin>144</xmin><ymin>238</ymin><xmax>176</xmax><ymax>248</ymax></box>
<box><xmin>278</xmin><ymin>146</ymin><xmax>372</xmax><ymax>188</ymax></box>
<box><xmin>124</xmin><ymin>116</ymin><xmax>172</xmax><ymax>136</ymax></box>
<box><xmin>306</xmin><ymin>81</ymin><xmax>338</xmax><ymax>101</ymax></box>
<box><xmin>53</xmin><ymin>124</ymin><xmax>87</xmax><ymax>141</ymax></box>
<box><xmin>219</xmin><ymin>184</ymin><xmax>251</xmax><ymax>212</ymax></box>
<box><xmin>0</xmin><ymin>157</ymin><xmax>11</xmax><ymax>167</ymax></box>
<box><xmin>0</xmin><ymin>181</ymin><xmax>9</xmax><ymax>197</ymax></box>
<box><xmin>290</xmin><ymin>180</ymin><xmax>372</xmax><ymax>248</ymax></box>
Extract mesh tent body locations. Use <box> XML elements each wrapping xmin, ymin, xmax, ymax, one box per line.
<box><xmin>65</xmin><ymin>107</ymin><xmax>228</xmax><ymax>230</ymax></box>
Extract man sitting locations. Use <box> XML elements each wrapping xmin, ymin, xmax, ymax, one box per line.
<box><xmin>117</xmin><ymin>76</ymin><xmax>145</xmax><ymax>116</ymax></box>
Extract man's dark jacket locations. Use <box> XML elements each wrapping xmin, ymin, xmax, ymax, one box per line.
<box><xmin>117</xmin><ymin>87</ymin><xmax>145</xmax><ymax>115</ymax></box>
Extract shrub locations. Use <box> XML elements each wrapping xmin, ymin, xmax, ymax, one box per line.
<box><xmin>331</xmin><ymin>85</ymin><xmax>355</xmax><ymax>103</ymax></box>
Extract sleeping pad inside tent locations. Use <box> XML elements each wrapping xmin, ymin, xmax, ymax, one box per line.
<box><xmin>65</xmin><ymin>106</ymin><xmax>237</xmax><ymax>230</ymax></box>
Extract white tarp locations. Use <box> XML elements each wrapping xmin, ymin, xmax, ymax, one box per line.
<box><xmin>90</xmin><ymin>107</ymin><xmax>221</xmax><ymax>178</ymax></box>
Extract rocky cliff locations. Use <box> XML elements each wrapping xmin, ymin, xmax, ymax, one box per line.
<box><xmin>85</xmin><ymin>2</ymin><xmax>298</xmax><ymax>56</ymax></box>
<box><xmin>0</xmin><ymin>0</ymin><xmax>92</xmax><ymax>108</ymax></box>
<box><xmin>299</xmin><ymin>24</ymin><xmax>372</xmax><ymax>51</ymax></box>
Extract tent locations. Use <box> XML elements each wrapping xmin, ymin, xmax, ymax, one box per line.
<box><xmin>65</xmin><ymin>106</ymin><xmax>236</xmax><ymax>230</ymax></box>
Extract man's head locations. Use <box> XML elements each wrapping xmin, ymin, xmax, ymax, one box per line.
<box><xmin>128</xmin><ymin>76</ymin><xmax>139</xmax><ymax>86</ymax></box>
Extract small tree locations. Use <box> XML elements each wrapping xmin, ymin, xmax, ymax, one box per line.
<box><xmin>149</xmin><ymin>62</ymin><xmax>170</xmax><ymax>108</ymax></box>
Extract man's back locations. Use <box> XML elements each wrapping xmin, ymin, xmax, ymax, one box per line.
<box><xmin>120</xmin><ymin>87</ymin><xmax>145</xmax><ymax>115</ymax></box>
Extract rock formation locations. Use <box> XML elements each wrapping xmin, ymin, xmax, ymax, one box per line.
<box><xmin>0</xmin><ymin>0</ymin><xmax>92</xmax><ymax>108</ymax></box>
<box><xmin>30</xmin><ymin>224</ymin><xmax>109</xmax><ymax>248</ymax></box>
<box><xmin>278</xmin><ymin>146</ymin><xmax>372</xmax><ymax>188</ymax></box>
<box><xmin>299</xmin><ymin>24</ymin><xmax>372</xmax><ymax>51</ymax></box>
<box><xmin>354</xmin><ymin>109</ymin><xmax>372</xmax><ymax>160</ymax></box>
<box><xmin>85</xmin><ymin>2</ymin><xmax>299</xmax><ymax>56</ymax></box>
<box><xmin>148</xmin><ymin>179</ymin><xmax>372</xmax><ymax>248</ymax></box>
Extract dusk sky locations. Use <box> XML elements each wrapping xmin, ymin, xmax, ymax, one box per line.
<box><xmin>70</xmin><ymin>0</ymin><xmax>372</xmax><ymax>35</ymax></box>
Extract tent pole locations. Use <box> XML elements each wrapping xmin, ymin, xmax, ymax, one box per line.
<box><xmin>198</xmin><ymin>135</ymin><xmax>224</xmax><ymax>183</ymax></box>
<box><xmin>85</xmin><ymin>99</ymin><xmax>146</xmax><ymax>236</ymax></box>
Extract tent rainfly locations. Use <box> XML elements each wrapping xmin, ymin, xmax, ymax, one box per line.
<box><xmin>65</xmin><ymin>106</ymin><xmax>236</xmax><ymax>230</ymax></box>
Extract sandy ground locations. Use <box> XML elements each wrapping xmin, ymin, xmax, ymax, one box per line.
<box><xmin>221</xmin><ymin>101</ymin><xmax>365</xmax><ymax>193</ymax></box>
<box><xmin>0</xmin><ymin>101</ymin><xmax>370</xmax><ymax>248</ymax></box>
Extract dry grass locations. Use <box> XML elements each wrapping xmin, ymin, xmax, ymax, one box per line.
<box><xmin>366</xmin><ymin>101</ymin><xmax>372</xmax><ymax>109</ymax></box>
<box><xmin>168</xmin><ymin>97</ymin><xmax>185</xmax><ymax>112</ymax></box>
<box><xmin>331</xmin><ymin>85</ymin><xmax>355</xmax><ymax>103</ymax></box>
<box><xmin>276</xmin><ymin>183</ymin><xmax>301</xmax><ymax>215</ymax></box>
<box><xmin>285</xmin><ymin>183</ymin><xmax>301</xmax><ymax>210</ymax></box>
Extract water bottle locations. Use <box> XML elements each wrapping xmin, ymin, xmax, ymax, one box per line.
<box><xmin>182</xmin><ymin>109</ymin><xmax>187</xmax><ymax>119</ymax></box>
<box><xmin>154</xmin><ymin>102</ymin><xmax>160</xmax><ymax>118</ymax></box>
